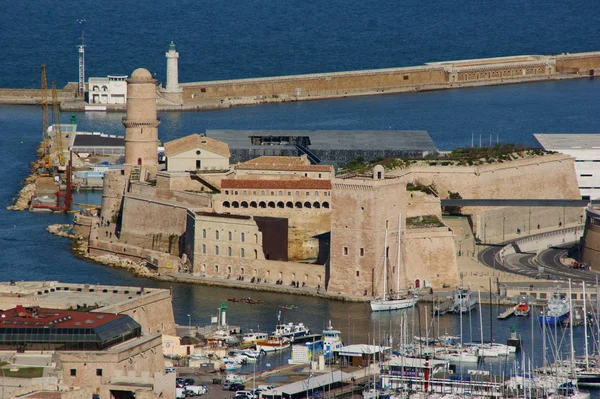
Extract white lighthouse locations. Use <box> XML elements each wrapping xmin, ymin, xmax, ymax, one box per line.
<box><xmin>165</xmin><ymin>41</ymin><xmax>182</xmax><ymax>94</ymax></box>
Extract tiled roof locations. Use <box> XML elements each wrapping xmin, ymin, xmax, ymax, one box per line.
<box><xmin>243</xmin><ymin>156</ymin><xmax>309</xmax><ymax>166</ymax></box>
<box><xmin>164</xmin><ymin>134</ymin><xmax>230</xmax><ymax>158</ymax></box>
<box><xmin>221</xmin><ymin>179</ymin><xmax>331</xmax><ymax>190</ymax></box>
<box><xmin>237</xmin><ymin>163</ymin><xmax>333</xmax><ymax>172</ymax></box>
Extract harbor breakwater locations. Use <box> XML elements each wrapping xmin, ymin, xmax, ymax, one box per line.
<box><xmin>1</xmin><ymin>51</ymin><xmax>599</xmax><ymax>110</ymax></box>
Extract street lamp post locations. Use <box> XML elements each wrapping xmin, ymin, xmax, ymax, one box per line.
<box><xmin>187</xmin><ymin>314</ymin><xmax>191</xmax><ymax>336</ymax></box>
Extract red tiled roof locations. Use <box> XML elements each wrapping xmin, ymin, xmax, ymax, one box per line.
<box><xmin>221</xmin><ymin>179</ymin><xmax>331</xmax><ymax>190</ymax></box>
<box><xmin>0</xmin><ymin>306</ymin><xmax>126</xmax><ymax>329</ymax></box>
<box><xmin>236</xmin><ymin>164</ymin><xmax>333</xmax><ymax>172</ymax></box>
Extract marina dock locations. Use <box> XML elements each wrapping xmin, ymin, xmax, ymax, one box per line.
<box><xmin>497</xmin><ymin>305</ymin><xmax>518</xmax><ymax>319</ymax></box>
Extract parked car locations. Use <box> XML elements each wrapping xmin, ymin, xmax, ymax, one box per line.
<box><xmin>184</xmin><ymin>378</ymin><xmax>195</xmax><ymax>386</ymax></box>
<box><xmin>176</xmin><ymin>377</ymin><xmax>185</xmax><ymax>387</ymax></box>
<box><xmin>165</xmin><ymin>367</ymin><xmax>176</xmax><ymax>374</ymax></box>
<box><xmin>236</xmin><ymin>390</ymin><xmax>256</xmax><ymax>399</ymax></box>
<box><xmin>185</xmin><ymin>385</ymin><xmax>207</xmax><ymax>396</ymax></box>
<box><xmin>176</xmin><ymin>387</ymin><xmax>186</xmax><ymax>399</ymax></box>
<box><xmin>229</xmin><ymin>383</ymin><xmax>246</xmax><ymax>391</ymax></box>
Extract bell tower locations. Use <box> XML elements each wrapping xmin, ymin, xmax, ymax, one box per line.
<box><xmin>123</xmin><ymin>68</ymin><xmax>160</xmax><ymax>180</ymax></box>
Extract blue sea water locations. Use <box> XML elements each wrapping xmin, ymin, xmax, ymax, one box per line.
<box><xmin>0</xmin><ymin>0</ymin><xmax>599</xmax><ymax>386</ymax></box>
<box><xmin>2</xmin><ymin>0</ymin><xmax>599</xmax><ymax>88</ymax></box>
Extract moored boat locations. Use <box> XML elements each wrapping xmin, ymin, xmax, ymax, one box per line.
<box><xmin>515</xmin><ymin>302</ymin><xmax>530</xmax><ymax>316</ymax></box>
<box><xmin>255</xmin><ymin>336</ymin><xmax>291</xmax><ymax>353</ymax></box>
<box><xmin>539</xmin><ymin>292</ymin><xmax>570</xmax><ymax>325</ymax></box>
<box><xmin>449</xmin><ymin>287</ymin><xmax>478</xmax><ymax>313</ymax></box>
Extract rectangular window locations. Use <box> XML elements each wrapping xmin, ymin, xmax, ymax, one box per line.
<box><xmin>96</xmin><ymin>369</ymin><xmax>102</xmax><ymax>376</ymax></box>
<box><xmin>196</xmin><ymin>160</ymin><xmax>201</xmax><ymax>169</ymax></box>
<box><xmin>356</xmin><ymin>271</ymin><xmax>360</xmax><ymax>277</ymax></box>
<box><xmin>580</xmin><ymin>174</ymin><xmax>593</xmax><ymax>177</ymax></box>
<box><xmin>403</xmin><ymin>75</ymin><xmax>409</xmax><ymax>80</ymax></box>
<box><xmin>360</xmin><ymin>248</ymin><xmax>365</xmax><ymax>256</ymax></box>
<box><xmin>343</xmin><ymin>247</ymin><xmax>349</xmax><ymax>255</ymax></box>
<box><xmin>70</xmin><ymin>369</ymin><xmax>77</xmax><ymax>376</ymax></box>
<box><xmin>200</xmin><ymin>87</ymin><xmax>206</xmax><ymax>93</ymax></box>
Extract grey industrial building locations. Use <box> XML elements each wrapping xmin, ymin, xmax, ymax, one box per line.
<box><xmin>204</xmin><ymin>129</ymin><xmax>438</xmax><ymax>166</ymax></box>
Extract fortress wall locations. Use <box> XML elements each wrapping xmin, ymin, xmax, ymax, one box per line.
<box><xmin>556</xmin><ymin>53</ymin><xmax>600</xmax><ymax>72</ymax></box>
<box><xmin>392</xmin><ymin>154</ymin><xmax>580</xmax><ymax>202</ymax></box>
<box><xmin>101</xmin><ymin>171</ymin><xmax>127</xmax><ymax>221</ymax></box>
<box><xmin>583</xmin><ymin>224</ymin><xmax>600</xmax><ymax>271</ymax></box>
<box><xmin>119</xmin><ymin>196</ymin><xmax>188</xmax><ymax>255</ymax></box>
<box><xmin>96</xmin><ymin>289</ymin><xmax>176</xmax><ymax>336</ymax></box>
<box><xmin>189</xmin><ymin>254</ymin><xmax>326</xmax><ymax>287</ymax></box>
<box><xmin>182</xmin><ymin>67</ymin><xmax>447</xmax><ymax>100</ymax></box>
<box><xmin>403</xmin><ymin>227</ymin><xmax>459</xmax><ymax>289</ymax></box>
<box><xmin>406</xmin><ymin>190</ymin><xmax>442</xmax><ymax>218</ymax></box>
<box><xmin>476</xmin><ymin>206</ymin><xmax>585</xmax><ymax>243</ymax></box>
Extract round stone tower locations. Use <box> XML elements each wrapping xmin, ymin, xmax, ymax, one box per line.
<box><xmin>100</xmin><ymin>170</ymin><xmax>128</xmax><ymax>221</ymax></box>
<box><xmin>123</xmin><ymin>68</ymin><xmax>160</xmax><ymax>179</ymax></box>
<box><xmin>165</xmin><ymin>41</ymin><xmax>182</xmax><ymax>94</ymax></box>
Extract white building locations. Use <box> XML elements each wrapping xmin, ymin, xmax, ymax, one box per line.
<box><xmin>534</xmin><ymin>133</ymin><xmax>600</xmax><ymax>200</ymax></box>
<box><xmin>88</xmin><ymin>75</ymin><xmax>128</xmax><ymax>104</ymax></box>
<box><xmin>164</xmin><ymin>134</ymin><xmax>231</xmax><ymax>172</ymax></box>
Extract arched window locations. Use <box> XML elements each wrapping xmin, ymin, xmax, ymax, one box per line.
<box><xmin>278</xmin><ymin>191</ymin><xmax>283</xmax><ymax>196</ymax></box>
<box><xmin>304</xmin><ymin>201</ymin><xmax>312</xmax><ymax>208</ymax></box>
<box><xmin>268</xmin><ymin>201</ymin><xmax>275</xmax><ymax>208</ymax></box>
<box><xmin>313</xmin><ymin>202</ymin><xmax>321</xmax><ymax>208</ymax></box>
<box><xmin>202</xmin><ymin>229</ymin><xmax>206</xmax><ymax>238</ymax></box>
<box><xmin>254</xmin><ymin>234</ymin><xmax>258</xmax><ymax>243</ymax></box>
<box><xmin>223</xmin><ymin>201</ymin><xmax>231</xmax><ymax>208</ymax></box>
<box><xmin>250</xmin><ymin>201</ymin><xmax>257</xmax><ymax>208</ymax></box>
<box><xmin>295</xmin><ymin>191</ymin><xmax>300</xmax><ymax>196</ymax></box>
<box><xmin>227</xmin><ymin>247</ymin><xmax>232</xmax><ymax>256</ymax></box>
<box><xmin>243</xmin><ymin>190</ymin><xmax>247</xmax><ymax>195</ymax></box>
<box><xmin>215</xmin><ymin>230</ymin><xmax>219</xmax><ymax>240</ymax></box>
<box><xmin>215</xmin><ymin>265</ymin><xmax>219</xmax><ymax>273</ymax></box>
<box><xmin>259</xmin><ymin>201</ymin><xmax>266</xmax><ymax>208</ymax></box>
<box><xmin>254</xmin><ymin>249</ymin><xmax>258</xmax><ymax>259</ymax></box>
<box><xmin>215</xmin><ymin>246</ymin><xmax>219</xmax><ymax>255</ymax></box>
<box><xmin>295</xmin><ymin>201</ymin><xmax>302</xmax><ymax>208</ymax></box>
<box><xmin>241</xmin><ymin>267</ymin><xmax>245</xmax><ymax>275</ymax></box>
<box><xmin>314</xmin><ymin>191</ymin><xmax>319</xmax><ymax>196</ymax></box>
<box><xmin>323</xmin><ymin>201</ymin><xmax>330</xmax><ymax>209</ymax></box>
<box><xmin>202</xmin><ymin>244</ymin><xmax>206</xmax><ymax>254</ymax></box>
<box><xmin>228</xmin><ymin>231</ymin><xmax>232</xmax><ymax>241</ymax></box>
<box><xmin>241</xmin><ymin>232</ymin><xmax>245</xmax><ymax>242</ymax></box>
<box><xmin>241</xmin><ymin>248</ymin><xmax>245</xmax><ymax>258</ymax></box>
<box><xmin>260</xmin><ymin>190</ymin><xmax>265</xmax><ymax>195</ymax></box>
<box><xmin>286</xmin><ymin>201</ymin><xmax>293</xmax><ymax>208</ymax></box>
<box><xmin>241</xmin><ymin>201</ymin><xmax>248</xmax><ymax>208</ymax></box>
<box><xmin>232</xmin><ymin>201</ymin><xmax>239</xmax><ymax>208</ymax></box>
<box><xmin>277</xmin><ymin>201</ymin><xmax>284</xmax><ymax>208</ymax></box>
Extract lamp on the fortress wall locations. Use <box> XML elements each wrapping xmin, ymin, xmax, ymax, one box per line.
<box><xmin>187</xmin><ymin>314</ymin><xmax>191</xmax><ymax>336</ymax></box>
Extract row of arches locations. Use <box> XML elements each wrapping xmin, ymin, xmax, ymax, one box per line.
<box><xmin>222</xmin><ymin>201</ymin><xmax>330</xmax><ymax>209</ymax></box>
<box><xmin>459</xmin><ymin>67</ymin><xmax>545</xmax><ymax>82</ymax></box>
<box><xmin>198</xmin><ymin>264</ymin><xmax>323</xmax><ymax>285</ymax></box>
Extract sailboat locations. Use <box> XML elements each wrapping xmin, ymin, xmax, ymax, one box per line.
<box><xmin>370</xmin><ymin>213</ymin><xmax>418</xmax><ymax>312</ymax></box>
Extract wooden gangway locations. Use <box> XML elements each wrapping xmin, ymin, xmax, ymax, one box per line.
<box><xmin>497</xmin><ymin>305</ymin><xmax>518</xmax><ymax>319</ymax></box>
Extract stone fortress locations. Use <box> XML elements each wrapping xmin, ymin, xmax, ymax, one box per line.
<box><xmin>72</xmin><ymin>59</ymin><xmax>586</xmax><ymax>299</ymax></box>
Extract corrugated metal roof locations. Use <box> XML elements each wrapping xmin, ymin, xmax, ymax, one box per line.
<box><xmin>534</xmin><ymin>133</ymin><xmax>600</xmax><ymax>150</ymax></box>
<box><xmin>263</xmin><ymin>371</ymin><xmax>352</xmax><ymax>396</ymax></box>
<box><xmin>205</xmin><ymin>130</ymin><xmax>437</xmax><ymax>151</ymax></box>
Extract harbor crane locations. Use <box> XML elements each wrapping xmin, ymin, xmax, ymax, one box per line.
<box><xmin>51</xmin><ymin>82</ymin><xmax>65</xmax><ymax>167</ymax></box>
<box><xmin>40</xmin><ymin>65</ymin><xmax>51</xmax><ymax>172</ymax></box>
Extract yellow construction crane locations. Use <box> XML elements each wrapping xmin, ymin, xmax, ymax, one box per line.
<box><xmin>51</xmin><ymin>82</ymin><xmax>65</xmax><ymax>166</ymax></box>
<box><xmin>41</xmin><ymin>65</ymin><xmax>51</xmax><ymax>171</ymax></box>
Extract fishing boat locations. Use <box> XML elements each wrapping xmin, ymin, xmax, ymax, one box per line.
<box><xmin>279</xmin><ymin>304</ymin><xmax>298</xmax><ymax>310</ymax></box>
<box><xmin>371</xmin><ymin>214</ymin><xmax>419</xmax><ymax>312</ymax></box>
<box><xmin>449</xmin><ymin>287</ymin><xmax>478</xmax><ymax>313</ymax></box>
<box><xmin>539</xmin><ymin>291</ymin><xmax>570</xmax><ymax>325</ymax></box>
<box><xmin>255</xmin><ymin>336</ymin><xmax>291</xmax><ymax>353</ymax></box>
<box><xmin>241</xmin><ymin>331</ymin><xmax>269</xmax><ymax>344</ymax></box>
<box><xmin>514</xmin><ymin>302</ymin><xmax>530</xmax><ymax>317</ymax></box>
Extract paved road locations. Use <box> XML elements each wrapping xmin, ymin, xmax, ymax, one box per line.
<box><xmin>477</xmin><ymin>230</ymin><xmax>598</xmax><ymax>282</ymax></box>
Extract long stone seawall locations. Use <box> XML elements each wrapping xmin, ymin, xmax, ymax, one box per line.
<box><xmin>2</xmin><ymin>52</ymin><xmax>599</xmax><ymax>107</ymax></box>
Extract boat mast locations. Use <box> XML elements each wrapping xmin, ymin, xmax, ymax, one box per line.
<box><xmin>568</xmin><ymin>279</ymin><xmax>575</xmax><ymax>374</ymax></box>
<box><xmin>478</xmin><ymin>290</ymin><xmax>483</xmax><ymax>344</ymax></box>
<box><xmin>396</xmin><ymin>212</ymin><xmax>402</xmax><ymax>294</ymax></box>
<box><xmin>583</xmin><ymin>281</ymin><xmax>589</xmax><ymax>369</ymax></box>
<box><xmin>383</xmin><ymin>229</ymin><xmax>388</xmax><ymax>301</ymax></box>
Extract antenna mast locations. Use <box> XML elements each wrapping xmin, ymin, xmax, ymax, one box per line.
<box><xmin>77</xmin><ymin>19</ymin><xmax>86</xmax><ymax>98</ymax></box>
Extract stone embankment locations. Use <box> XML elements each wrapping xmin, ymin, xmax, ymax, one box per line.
<box><xmin>49</xmin><ymin>224</ymin><xmax>162</xmax><ymax>279</ymax></box>
<box><xmin>7</xmin><ymin>175</ymin><xmax>37</xmax><ymax>211</ymax></box>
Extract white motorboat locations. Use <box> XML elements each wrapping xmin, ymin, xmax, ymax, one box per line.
<box><xmin>450</xmin><ymin>287</ymin><xmax>478</xmax><ymax>313</ymax></box>
<box><xmin>272</xmin><ymin>311</ymin><xmax>310</xmax><ymax>341</ymax></box>
<box><xmin>436</xmin><ymin>347</ymin><xmax>479</xmax><ymax>363</ymax></box>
